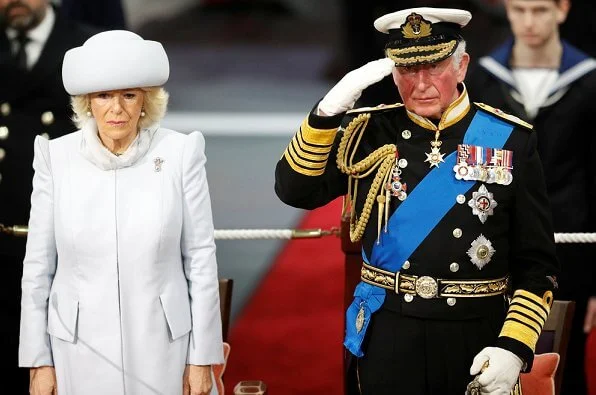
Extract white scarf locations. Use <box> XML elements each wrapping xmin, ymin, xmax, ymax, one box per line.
<box><xmin>79</xmin><ymin>118</ymin><xmax>158</xmax><ymax>170</ymax></box>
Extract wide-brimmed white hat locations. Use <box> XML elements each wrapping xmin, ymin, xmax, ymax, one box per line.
<box><xmin>62</xmin><ymin>30</ymin><xmax>169</xmax><ymax>95</ymax></box>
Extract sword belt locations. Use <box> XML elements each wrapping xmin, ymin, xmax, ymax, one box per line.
<box><xmin>361</xmin><ymin>261</ymin><xmax>509</xmax><ymax>299</ymax></box>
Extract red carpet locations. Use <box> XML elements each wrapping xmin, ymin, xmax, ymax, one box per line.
<box><xmin>224</xmin><ymin>198</ymin><xmax>345</xmax><ymax>394</ymax></box>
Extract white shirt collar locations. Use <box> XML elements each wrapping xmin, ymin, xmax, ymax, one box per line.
<box><xmin>6</xmin><ymin>5</ymin><xmax>54</xmax><ymax>46</ymax></box>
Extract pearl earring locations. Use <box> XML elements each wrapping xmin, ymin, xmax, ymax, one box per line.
<box><xmin>86</xmin><ymin>111</ymin><xmax>92</xmax><ymax>117</ymax></box>
<box><xmin>140</xmin><ymin>111</ymin><xmax>146</xmax><ymax>117</ymax></box>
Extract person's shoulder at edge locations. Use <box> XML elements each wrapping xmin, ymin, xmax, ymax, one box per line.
<box><xmin>473</xmin><ymin>102</ymin><xmax>534</xmax><ymax>132</ymax></box>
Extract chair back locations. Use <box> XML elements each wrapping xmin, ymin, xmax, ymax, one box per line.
<box><xmin>535</xmin><ymin>300</ymin><xmax>575</xmax><ymax>395</ymax></box>
<box><xmin>219</xmin><ymin>278</ymin><xmax>234</xmax><ymax>342</ymax></box>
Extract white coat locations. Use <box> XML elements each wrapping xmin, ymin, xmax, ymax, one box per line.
<box><xmin>19</xmin><ymin>122</ymin><xmax>224</xmax><ymax>395</ymax></box>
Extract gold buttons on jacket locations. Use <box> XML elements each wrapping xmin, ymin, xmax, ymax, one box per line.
<box><xmin>449</xmin><ymin>262</ymin><xmax>459</xmax><ymax>272</ymax></box>
<box><xmin>0</xmin><ymin>103</ymin><xmax>10</xmax><ymax>116</ymax></box>
<box><xmin>41</xmin><ymin>111</ymin><xmax>54</xmax><ymax>125</ymax></box>
<box><xmin>446</xmin><ymin>298</ymin><xmax>456</xmax><ymax>306</ymax></box>
<box><xmin>404</xmin><ymin>294</ymin><xmax>414</xmax><ymax>303</ymax></box>
<box><xmin>0</xmin><ymin>148</ymin><xmax>5</xmax><ymax>161</ymax></box>
<box><xmin>453</xmin><ymin>228</ymin><xmax>462</xmax><ymax>238</ymax></box>
<box><xmin>402</xmin><ymin>260</ymin><xmax>411</xmax><ymax>269</ymax></box>
<box><xmin>402</xmin><ymin>129</ymin><xmax>411</xmax><ymax>139</ymax></box>
<box><xmin>456</xmin><ymin>194</ymin><xmax>466</xmax><ymax>204</ymax></box>
<box><xmin>0</xmin><ymin>126</ymin><xmax>8</xmax><ymax>140</ymax></box>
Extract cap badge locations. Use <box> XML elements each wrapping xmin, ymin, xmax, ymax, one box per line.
<box><xmin>401</xmin><ymin>13</ymin><xmax>432</xmax><ymax>39</ymax></box>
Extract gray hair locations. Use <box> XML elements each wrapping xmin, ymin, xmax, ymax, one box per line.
<box><xmin>70</xmin><ymin>87</ymin><xmax>169</xmax><ymax>129</ymax></box>
<box><xmin>452</xmin><ymin>40</ymin><xmax>467</xmax><ymax>69</ymax></box>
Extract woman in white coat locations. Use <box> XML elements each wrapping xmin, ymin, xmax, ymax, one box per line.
<box><xmin>19</xmin><ymin>30</ymin><xmax>223</xmax><ymax>395</ymax></box>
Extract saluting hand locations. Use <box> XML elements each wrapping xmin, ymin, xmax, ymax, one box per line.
<box><xmin>29</xmin><ymin>366</ymin><xmax>57</xmax><ymax>395</ymax></box>
<box><xmin>318</xmin><ymin>57</ymin><xmax>394</xmax><ymax>116</ymax></box>
<box><xmin>183</xmin><ymin>364</ymin><xmax>213</xmax><ymax>395</ymax></box>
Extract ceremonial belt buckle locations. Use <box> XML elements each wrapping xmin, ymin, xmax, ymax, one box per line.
<box><xmin>415</xmin><ymin>276</ymin><xmax>438</xmax><ymax>299</ymax></box>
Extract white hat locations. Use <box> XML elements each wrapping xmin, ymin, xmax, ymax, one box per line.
<box><xmin>373</xmin><ymin>7</ymin><xmax>472</xmax><ymax>66</ymax></box>
<box><xmin>62</xmin><ymin>30</ymin><xmax>170</xmax><ymax>96</ymax></box>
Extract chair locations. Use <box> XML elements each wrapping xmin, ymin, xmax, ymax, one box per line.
<box><xmin>216</xmin><ymin>278</ymin><xmax>268</xmax><ymax>395</ymax></box>
<box><xmin>219</xmin><ymin>278</ymin><xmax>234</xmax><ymax>342</ymax></box>
<box><xmin>533</xmin><ymin>300</ymin><xmax>576</xmax><ymax>395</ymax></box>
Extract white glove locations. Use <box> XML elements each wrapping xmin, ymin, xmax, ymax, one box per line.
<box><xmin>469</xmin><ymin>347</ymin><xmax>524</xmax><ymax>395</ymax></box>
<box><xmin>317</xmin><ymin>58</ymin><xmax>394</xmax><ymax>116</ymax></box>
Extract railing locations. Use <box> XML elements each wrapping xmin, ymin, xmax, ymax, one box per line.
<box><xmin>1</xmin><ymin>223</ymin><xmax>594</xmax><ymax>243</ymax></box>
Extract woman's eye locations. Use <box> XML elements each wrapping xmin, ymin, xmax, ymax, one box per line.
<box><xmin>124</xmin><ymin>93</ymin><xmax>136</xmax><ymax>99</ymax></box>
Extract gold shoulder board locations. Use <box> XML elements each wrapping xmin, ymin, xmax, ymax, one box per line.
<box><xmin>474</xmin><ymin>102</ymin><xmax>533</xmax><ymax>130</ymax></box>
<box><xmin>347</xmin><ymin>102</ymin><xmax>404</xmax><ymax>114</ymax></box>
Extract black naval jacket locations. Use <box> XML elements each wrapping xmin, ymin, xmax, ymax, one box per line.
<box><xmin>466</xmin><ymin>40</ymin><xmax>596</xmax><ymax>297</ymax></box>
<box><xmin>275</xmin><ymin>88</ymin><xmax>559</xmax><ymax>369</ymax></box>
<box><xmin>0</xmin><ymin>8</ymin><xmax>96</xmax><ymax>257</ymax></box>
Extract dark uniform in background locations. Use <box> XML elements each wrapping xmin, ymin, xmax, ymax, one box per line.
<box><xmin>275</xmin><ymin>7</ymin><xmax>559</xmax><ymax>395</ymax></box>
<box><xmin>0</xmin><ymin>3</ymin><xmax>95</xmax><ymax>391</ymax></box>
<box><xmin>466</xmin><ymin>39</ymin><xmax>596</xmax><ymax>395</ymax></box>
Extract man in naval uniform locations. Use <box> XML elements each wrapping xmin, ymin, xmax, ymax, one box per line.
<box><xmin>275</xmin><ymin>7</ymin><xmax>559</xmax><ymax>395</ymax></box>
<box><xmin>0</xmin><ymin>0</ymin><xmax>95</xmax><ymax>391</ymax></box>
<box><xmin>466</xmin><ymin>1</ymin><xmax>596</xmax><ymax>393</ymax></box>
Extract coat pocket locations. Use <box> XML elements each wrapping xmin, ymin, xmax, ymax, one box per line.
<box><xmin>47</xmin><ymin>293</ymin><xmax>79</xmax><ymax>343</ymax></box>
<box><xmin>159</xmin><ymin>290</ymin><xmax>191</xmax><ymax>340</ymax></box>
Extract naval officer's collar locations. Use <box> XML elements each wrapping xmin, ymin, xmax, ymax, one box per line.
<box><xmin>406</xmin><ymin>83</ymin><xmax>470</xmax><ymax>131</ymax></box>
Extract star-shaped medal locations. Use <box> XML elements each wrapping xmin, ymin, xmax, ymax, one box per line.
<box><xmin>424</xmin><ymin>147</ymin><xmax>445</xmax><ymax>168</ymax></box>
<box><xmin>468</xmin><ymin>184</ymin><xmax>498</xmax><ymax>224</ymax></box>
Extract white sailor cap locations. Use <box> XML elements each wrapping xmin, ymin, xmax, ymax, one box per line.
<box><xmin>374</xmin><ymin>7</ymin><xmax>472</xmax><ymax>67</ymax></box>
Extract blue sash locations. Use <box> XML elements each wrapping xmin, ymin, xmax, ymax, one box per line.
<box><xmin>344</xmin><ymin>110</ymin><xmax>515</xmax><ymax>356</ymax></box>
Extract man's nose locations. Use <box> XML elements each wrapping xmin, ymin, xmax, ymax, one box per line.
<box><xmin>415</xmin><ymin>70</ymin><xmax>432</xmax><ymax>89</ymax></box>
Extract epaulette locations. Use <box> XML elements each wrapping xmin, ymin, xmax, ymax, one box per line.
<box><xmin>347</xmin><ymin>102</ymin><xmax>404</xmax><ymax>114</ymax></box>
<box><xmin>474</xmin><ymin>102</ymin><xmax>533</xmax><ymax>130</ymax></box>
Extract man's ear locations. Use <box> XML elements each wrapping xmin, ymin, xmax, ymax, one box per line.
<box><xmin>556</xmin><ymin>0</ymin><xmax>571</xmax><ymax>24</ymax></box>
<box><xmin>457</xmin><ymin>53</ymin><xmax>470</xmax><ymax>84</ymax></box>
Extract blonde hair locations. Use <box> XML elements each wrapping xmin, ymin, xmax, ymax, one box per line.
<box><xmin>70</xmin><ymin>87</ymin><xmax>169</xmax><ymax>129</ymax></box>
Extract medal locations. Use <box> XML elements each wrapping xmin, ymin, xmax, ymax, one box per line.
<box><xmin>425</xmin><ymin>130</ymin><xmax>445</xmax><ymax>168</ymax></box>
<box><xmin>355</xmin><ymin>304</ymin><xmax>365</xmax><ymax>333</ymax></box>
<box><xmin>386</xmin><ymin>152</ymin><xmax>408</xmax><ymax>199</ymax></box>
<box><xmin>468</xmin><ymin>184</ymin><xmax>498</xmax><ymax>223</ymax></box>
<box><xmin>467</xmin><ymin>234</ymin><xmax>496</xmax><ymax>270</ymax></box>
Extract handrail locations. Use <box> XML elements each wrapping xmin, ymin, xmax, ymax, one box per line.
<box><xmin>1</xmin><ymin>223</ymin><xmax>594</xmax><ymax>242</ymax></box>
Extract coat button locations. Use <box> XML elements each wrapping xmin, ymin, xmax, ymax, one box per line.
<box><xmin>0</xmin><ymin>148</ymin><xmax>5</xmax><ymax>161</ymax></box>
<box><xmin>41</xmin><ymin>111</ymin><xmax>54</xmax><ymax>125</ymax></box>
<box><xmin>446</xmin><ymin>297</ymin><xmax>457</xmax><ymax>306</ymax></box>
<box><xmin>404</xmin><ymin>294</ymin><xmax>414</xmax><ymax>303</ymax></box>
<box><xmin>398</xmin><ymin>158</ymin><xmax>408</xmax><ymax>168</ymax></box>
<box><xmin>453</xmin><ymin>228</ymin><xmax>462</xmax><ymax>238</ymax></box>
<box><xmin>456</xmin><ymin>194</ymin><xmax>466</xmax><ymax>204</ymax></box>
<box><xmin>449</xmin><ymin>262</ymin><xmax>459</xmax><ymax>272</ymax></box>
<box><xmin>402</xmin><ymin>260</ymin><xmax>411</xmax><ymax>269</ymax></box>
<box><xmin>402</xmin><ymin>129</ymin><xmax>411</xmax><ymax>139</ymax></box>
<box><xmin>0</xmin><ymin>126</ymin><xmax>8</xmax><ymax>140</ymax></box>
<box><xmin>0</xmin><ymin>102</ymin><xmax>10</xmax><ymax>116</ymax></box>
